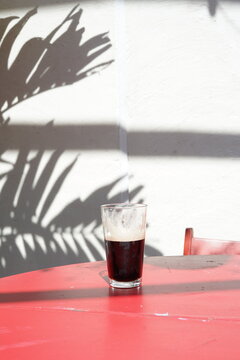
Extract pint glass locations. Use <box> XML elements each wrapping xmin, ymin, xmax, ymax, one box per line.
<box><xmin>101</xmin><ymin>203</ymin><xmax>147</xmax><ymax>288</ymax></box>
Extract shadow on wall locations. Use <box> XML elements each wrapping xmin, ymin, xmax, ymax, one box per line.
<box><xmin>0</xmin><ymin>3</ymin><xmax>239</xmax><ymax>278</ymax></box>
<box><xmin>0</xmin><ymin>5</ymin><xmax>113</xmax><ymax>122</ymax></box>
<box><xmin>208</xmin><ymin>0</ymin><xmax>219</xmax><ymax>15</ymax></box>
<box><xmin>2</xmin><ymin>123</ymin><xmax>240</xmax><ymax>157</ymax></box>
<box><xmin>0</xmin><ymin>123</ymin><xmax>161</xmax><ymax>278</ymax></box>
<box><xmin>1</xmin><ymin>0</ymin><xmax>240</xmax><ymax>16</ymax></box>
<box><xmin>0</xmin><ymin>141</ymin><xmax>158</xmax><ymax>277</ymax></box>
<box><xmin>0</xmin><ymin>7</ymin><xmax>162</xmax><ymax>277</ymax></box>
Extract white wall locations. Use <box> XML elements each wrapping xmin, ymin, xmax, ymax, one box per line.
<box><xmin>124</xmin><ymin>0</ymin><xmax>240</xmax><ymax>254</ymax></box>
<box><xmin>1</xmin><ymin>0</ymin><xmax>240</xmax><ymax>275</ymax></box>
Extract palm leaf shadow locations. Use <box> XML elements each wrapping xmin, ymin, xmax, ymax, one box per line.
<box><xmin>0</xmin><ymin>6</ymin><xmax>161</xmax><ymax>276</ymax></box>
<box><xmin>0</xmin><ymin>5</ymin><xmax>113</xmax><ymax>115</ymax></box>
<box><xmin>37</xmin><ymin>155</ymin><xmax>78</xmax><ymax>225</ymax></box>
<box><xmin>0</xmin><ymin>138</ymin><xmax>150</xmax><ymax>277</ymax></box>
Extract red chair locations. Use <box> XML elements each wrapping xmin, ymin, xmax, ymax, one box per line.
<box><xmin>184</xmin><ymin>227</ymin><xmax>240</xmax><ymax>255</ymax></box>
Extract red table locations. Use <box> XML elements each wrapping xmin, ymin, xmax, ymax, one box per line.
<box><xmin>0</xmin><ymin>255</ymin><xmax>240</xmax><ymax>359</ymax></box>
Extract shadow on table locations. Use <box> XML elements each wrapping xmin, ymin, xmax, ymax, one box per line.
<box><xmin>1</xmin><ymin>277</ymin><xmax>240</xmax><ymax>302</ymax></box>
<box><xmin>144</xmin><ymin>255</ymin><xmax>231</xmax><ymax>270</ymax></box>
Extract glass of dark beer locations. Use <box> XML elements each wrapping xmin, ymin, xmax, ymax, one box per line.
<box><xmin>101</xmin><ymin>203</ymin><xmax>147</xmax><ymax>289</ymax></box>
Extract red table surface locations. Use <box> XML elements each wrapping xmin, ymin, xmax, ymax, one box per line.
<box><xmin>1</xmin><ymin>255</ymin><xmax>240</xmax><ymax>359</ymax></box>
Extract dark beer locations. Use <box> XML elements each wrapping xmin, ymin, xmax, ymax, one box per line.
<box><xmin>105</xmin><ymin>239</ymin><xmax>145</xmax><ymax>282</ymax></box>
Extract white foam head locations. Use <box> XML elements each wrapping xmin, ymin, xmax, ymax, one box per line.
<box><xmin>104</xmin><ymin>223</ymin><xmax>145</xmax><ymax>242</ymax></box>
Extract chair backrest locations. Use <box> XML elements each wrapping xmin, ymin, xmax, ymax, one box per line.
<box><xmin>184</xmin><ymin>228</ymin><xmax>240</xmax><ymax>255</ymax></box>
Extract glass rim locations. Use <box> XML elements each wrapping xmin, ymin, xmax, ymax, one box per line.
<box><xmin>101</xmin><ymin>203</ymin><xmax>147</xmax><ymax>209</ymax></box>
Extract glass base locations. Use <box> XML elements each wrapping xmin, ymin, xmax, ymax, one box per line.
<box><xmin>109</xmin><ymin>278</ymin><xmax>142</xmax><ymax>289</ymax></box>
